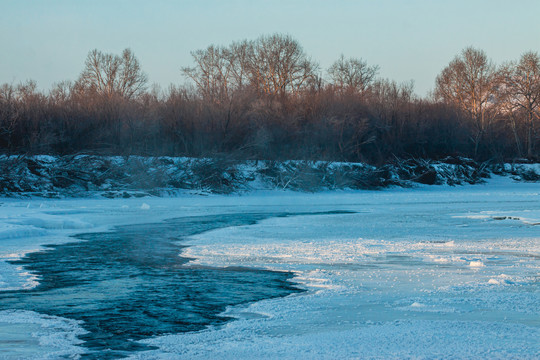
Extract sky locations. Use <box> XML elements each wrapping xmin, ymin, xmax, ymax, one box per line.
<box><xmin>1</xmin><ymin>0</ymin><xmax>540</xmax><ymax>97</ymax></box>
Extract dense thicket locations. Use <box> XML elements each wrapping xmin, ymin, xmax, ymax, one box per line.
<box><xmin>1</xmin><ymin>35</ymin><xmax>538</xmax><ymax>163</ymax></box>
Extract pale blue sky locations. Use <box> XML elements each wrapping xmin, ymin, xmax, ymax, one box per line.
<box><xmin>1</xmin><ymin>0</ymin><xmax>539</xmax><ymax>96</ymax></box>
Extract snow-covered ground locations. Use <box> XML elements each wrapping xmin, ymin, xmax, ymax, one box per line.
<box><xmin>0</xmin><ymin>176</ymin><xmax>539</xmax><ymax>359</ymax></box>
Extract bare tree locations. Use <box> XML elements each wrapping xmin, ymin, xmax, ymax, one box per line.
<box><xmin>370</xmin><ymin>79</ymin><xmax>415</xmax><ymax>156</ymax></box>
<box><xmin>247</xmin><ymin>34</ymin><xmax>318</xmax><ymax>97</ymax></box>
<box><xmin>76</xmin><ymin>48</ymin><xmax>147</xmax><ymax>99</ymax></box>
<box><xmin>4</xmin><ymin>36</ymin><xmax>540</xmax><ymax>162</ymax></box>
<box><xmin>435</xmin><ymin>47</ymin><xmax>500</xmax><ymax>157</ymax></box>
<box><xmin>182</xmin><ymin>45</ymin><xmax>235</xmax><ymax>104</ymax></box>
<box><xmin>227</xmin><ymin>40</ymin><xmax>254</xmax><ymax>91</ymax></box>
<box><xmin>501</xmin><ymin>52</ymin><xmax>540</xmax><ymax>158</ymax></box>
<box><xmin>328</xmin><ymin>55</ymin><xmax>379</xmax><ymax>95</ymax></box>
<box><xmin>184</xmin><ymin>35</ymin><xmax>318</xmax><ymax>101</ymax></box>
<box><xmin>0</xmin><ymin>83</ymin><xmax>18</xmax><ymax>151</ymax></box>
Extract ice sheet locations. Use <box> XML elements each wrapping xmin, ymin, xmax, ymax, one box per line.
<box><xmin>0</xmin><ymin>310</ymin><xmax>88</xmax><ymax>359</ymax></box>
<box><xmin>137</xmin><ymin>179</ymin><xmax>539</xmax><ymax>359</ymax></box>
<box><xmin>0</xmin><ymin>177</ymin><xmax>538</xmax><ymax>358</ymax></box>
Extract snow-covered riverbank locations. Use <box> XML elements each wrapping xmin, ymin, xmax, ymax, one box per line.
<box><xmin>2</xmin><ymin>155</ymin><xmax>539</xmax><ymax>197</ymax></box>
<box><xmin>0</xmin><ymin>177</ymin><xmax>539</xmax><ymax>359</ymax></box>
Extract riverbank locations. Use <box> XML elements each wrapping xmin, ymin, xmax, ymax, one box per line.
<box><xmin>1</xmin><ymin>155</ymin><xmax>539</xmax><ymax>198</ymax></box>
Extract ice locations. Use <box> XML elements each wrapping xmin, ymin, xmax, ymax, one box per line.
<box><xmin>0</xmin><ymin>310</ymin><xmax>87</xmax><ymax>359</ymax></box>
<box><xmin>469</xmin><ymin>260</ymin><xmax>485</xmax><ymax>267</ymax></box>
<box><xmin>132</xmin><ymin>320</ymin><xmax>540</xmax><ymax>360</ymax></box>
<box><xmin>487</xmin><ymin>274</ymin><xmax>515</xmax><ymax>286</ymax></box>
<box><xmin>137</xmin><ymin>179</ymin><xmax>539</xmax><ymax>359</ymax></box>
<box><xmin>0</xmin><ymin>177</ymin><xmax>538</xmax><ymax>358</ymax></box>
<box><xmin>0</xmin><ymin>223</ymin><xmax>48</xmax><ymax>240</ymax></box>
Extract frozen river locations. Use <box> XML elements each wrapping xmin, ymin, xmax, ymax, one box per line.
<box><xmin>0</xmin><ymin>178</ymin><xmax>539</xmax><ymax>359</ymax></box>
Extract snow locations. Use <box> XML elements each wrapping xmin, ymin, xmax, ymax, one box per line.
<box><xmin>0</xmin><ymin>176</ymin><xmax>539</xmax><ymax>359</ymax></box>
<box><xmin>2</xmin><ymin>155</ymin><xmax>539</xmax><ymax>197</ymax></box>
<box><xmin>130</xmin><ymin>320</ymin><xmax>538</xmax><ymax>360</ymax></box>
<box><xmin>0</xmin><ymin>310</ymin><xmax>88</xmax><ymax>359</ymax></box>
<box><xmin>140</xmin><ymin>203</ymin><xmax>151</xmax><ymax>210</ymax></box>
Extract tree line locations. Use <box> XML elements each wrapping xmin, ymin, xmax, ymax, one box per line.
<box><xmin>1</xmin><ymin>34</ymin><xmax>539</xmax><ymax>163</ymax></box>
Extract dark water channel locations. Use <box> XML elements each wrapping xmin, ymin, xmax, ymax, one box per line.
<box><xmin>0</xmin><ymin>211</ymin><xmax>352</xmax><ymax>359</ymax></box>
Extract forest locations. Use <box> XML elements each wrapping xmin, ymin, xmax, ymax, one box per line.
<box><xmin>1</xmin><ymin>34</ymin><xmax>539</xmax><ymax>163</ymax></box>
